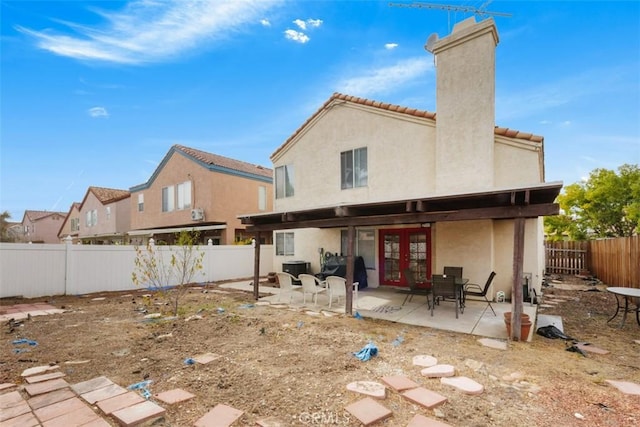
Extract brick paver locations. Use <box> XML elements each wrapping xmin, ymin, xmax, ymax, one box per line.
<box><xmin>0</xmin><ymin>400</ymin><xmax>30</xmax><ymax>422</ymax></box>
<box><xmin>80</xmin><ymin>383</ymin><xmax>127</xmax><ymax>404</ymax></box>
<box><xmin>0</xmin><ymin>384</ymin><xmax>16</xmax><ymax>393</ymax></box>
<box><xmin>256</xmin><ymin>416</ymin><xmax>287</xmax><ymax>426</ymax></box>
<box><xmin>346</xmin><ymin>381</ymin><xmax>386</xmax><ymax>399</ymax></box>
<box><xmin>34</xmin><ymin>397</ymin><xmax>86</xmax><ymax>422</ymax></box>
<box><xmin>154</xmin><ymin>388</ymin><xmax>195</xmax><ymax>404</ymax></box>
<box><xmin>96</xmin><ymin>391</ymin><xmax>145</xmax><ymax>415</ymax></box>
<box><xmin>407</xmin><ymin>414</ymin><xmax>453</xmax><ymax>427</ymax></box>
<box><xmin>41</xmin><ymin>404</ymin><xmax>101</xmax><ymax>427</ymax></box>
<box><xmin>24</xmin><ymin>372</ymin><xmax>66</xmax><ymax>384</ymax></box>
<box><xmin>344</xmin><ymin>397</ymin><xmax>392</xmax><ymax>426</ymax></box>
<box><xmin>0</xmin><ymin>411</ymin><xmax>40</xmax><ymax>427</ymax></box>
<box><xmin>605</xmin><ymin>380</ymin><xmax>640</xmax><ymax>395</ymax></box>
<box><xmin>0</xmin><ymin>391</ymin><xmax>23</xmax><ymax>409</ymax></box>
<box><xmin>71</xmin><ymin>376</ymin><xmax>113</xmax><ymax>395</ymax></box>
<box><xmin>401</xmin><ymin>387</ymin><xmax>448</xmax><ymax>409</ymax></box>
<box><xmin>24</xmin><ymin>379</ymin><xmax>69</xmax><ymax>397</ymax></box>
<box><xmin>380</xmin><ymin>375</ymin><xmax>419</xmax><ymax>391</ymax></box>
<box><xmin>21</xmin><ymin>365</ymin><xmax>60</xmax><ymax>378</ymax></box>
<box><xmin>27</xmin><ymin>389</ymin><xmax>76</xmax><ymax>410</ymax></box>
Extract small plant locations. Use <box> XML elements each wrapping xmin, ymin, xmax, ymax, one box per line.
<box><xmin>132</xmin><ymin>230</ymin><xmax>205</xmax><ymax>316</ymax></box>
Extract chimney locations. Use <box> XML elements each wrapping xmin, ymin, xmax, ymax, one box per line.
<box><xmin>431</xmin><ymin>17</ymin><xmax>499</xmax><ymax>193</ymax></box>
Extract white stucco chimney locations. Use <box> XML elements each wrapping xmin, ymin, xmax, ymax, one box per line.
<box><xmin>431</xmin><ymin>17</ymin><xmax>499</xmax><ymax>193</ymax></box>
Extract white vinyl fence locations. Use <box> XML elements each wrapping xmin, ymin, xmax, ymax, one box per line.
<box><xmin>0</xmin><ymin>242</ymin><xmax>273</xmax><ymax>299</ymax></box>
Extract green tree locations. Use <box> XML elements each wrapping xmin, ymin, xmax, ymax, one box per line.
<box><xmin>1</xmin><ymin>211</ymin><xmax>16</xmax><ymax>242</ymax></box>
<box><xmin>545</xmin><ymin>164</ymin><xmax>640</xmax><ymax>239</ymax></box>
<box><xmin>131</xmin><ymin>230</ymin><xmax>205</xmax><ymax>316</ymax></box>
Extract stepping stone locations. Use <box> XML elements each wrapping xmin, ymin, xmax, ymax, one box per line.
<box><xmin>194</xmin><ymin>403</ymin><xmax>243</xmax><ymax>427</ymax></box>
<box><xmin>344</xmin><ymin>397</ymin><xmax>392</xmax><ymax>426</ymax></box>
<box><xmin>440</xmin><ymin>376</ymin><xmax>484</xmax><ymax>395</ymax></box>
<box><xmin>574</xmin><ymin>343</ymin><xmax>610</xmax><ymax>355</ymax></box>
<box><xmin>154</xmin><ymin>388</ymin><xmax>195</xmax><ymax>404</ymax></box>
<box><xmin>0</xmin><ymin>383</ymin><xmax>16</xmax><ymax>392</ymax></box>
<box><xmin>96</xmin><ymin>391</ymin><xmax>145</xmax><ymax>415</ymax></box>
<box><xmin>413</xmin><ymin>355</ymin><xmax>438</xmax><ymax>367</ymax></box>
<box><xmin>346</xmin><ymin>381</ymin><xmax>386</xmax><ymax>399</ymax></box>
<box><xmin>80</xmin><ymin>383</ymin><xmax>127</xmax><ymax>404</ymax></box>
<box><xmin>40</xmin><ymin>404</ymin><xmax>100</xmax><ymax>427</ymax></box>
<box><xmin>256</xmin><ymin>416</ymin><xmax>287</xmax><ymax>426</ymax></box>
<box><xmin>634</xmin><ymin>340</ymin><xmax>640</xmax><ymax>345</ymax></box>
<box><xmin>192</xmin><ymin>353</ymin><xmax>221</xmax><ymax>364</ymax></box>
<box><xmin>478</xmin><ymin>338</ymin><xmax>507</xmax><ymax>350</ymax></box>
<box><xmin>0</xmin><ymin>400</ymin><xmax>30</xmax><ymax>422</ymax></box>
<box><xmin>254</xmin><ymin>301</ymin><xmax>271</xmax><ymax>306</ymax></box>
<box><xmin>401</xmin><ymin>387</ymin><xmax>447</xmax><ymax>409</ymax></box>
<box><xmin>28</xmin><ymin>389</ymin><xmax>76</xmax><ymax>410</ymax></box>
<box><xmin>34</xmin><ymin>396</ymin><xmax>86</xmax><ymax>422</ymax></box>
<box><xmin>21</xmin><ymin>365</ymin><xmax>60</xmax><ymax>378</ymax></box>
<box><xmin>421</xmin><ymin>364</ymin><xmax>455</xmax><ymax>378</ymax></box>
<box><xmin>381</xmin><ymin>375</ymin><xmax>419</xmax><ymax>391</ymax></box>
<box><xmin>71</xmin><ymin>376</ymin><xmax>113</xmax><ymax>395</ymax></box>
<box><xmin>24</xmin><ymin>372</ymin><xmax>66</xmax><ymax>384</ymax></box>
<box><xmin>605</xmin><ymin>380</ymin><xmax>640</xmax><ymax>396</ymax></box>
<box><xmin>0</xmin><ymin>411</ymin><xmax>40</xmax><ymax>427</ymax></box>
<box><xmin>75</xmin><ymin>418</ymin><xmax>112</xmax><ymax>427</ymax></box>
<box><xmin>0</xmin><ymin>391</ymin><xmax>23</xmax><ymax>409</ymax></box>
<box><xmin>24</xmin><ymin>379</ymin><xmax>69</xmax><ymax>397</ymax></box>
<box><xmin>407</xmin><ymin>414</ymin><xmax>453</xmax><ymax>427</ymax></box>
<box><xmin>112</xmin><ymin>400</ymin><xmax>166</xmax><ymax>427</ymax></box>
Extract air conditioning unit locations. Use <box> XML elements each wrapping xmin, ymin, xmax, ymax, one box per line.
<box><xmin>191</xmin><ymin>208</ymin><xmax>204</xmax><ymax>221</ymax></box>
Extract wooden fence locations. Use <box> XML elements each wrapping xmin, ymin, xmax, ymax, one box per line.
<box><xmin>545</xmin><ymin>236</ymin><xmax>639</xmax><ymax>287</ymax></box>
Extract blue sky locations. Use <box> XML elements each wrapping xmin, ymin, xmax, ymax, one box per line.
<box><xmin>1</xmin><ymin>0</ymin><xmax>639</xmax><ymax>222</ymax></box>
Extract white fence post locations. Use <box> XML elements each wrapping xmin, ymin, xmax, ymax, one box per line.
<box><xmin>64</xmin><ymin>236</ymin><xmax>72</xmax><ymax>295</ymax></box>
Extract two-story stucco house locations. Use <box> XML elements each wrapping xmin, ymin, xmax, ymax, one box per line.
<box><xmin>240</xmin><ymin>17</ymin><xmax>561</xmax><ymax>312</ymax></box>
<box><xmin>129</xmin><ymin>145</ymin><xmax>273</xmax><ymax>245</ymax></box>
<box><xmin>57</xmin><ymin>202</ymin><xmax>81</xmax><ymax>243</ymax></box>
<box><xmin>78</xmin><ymin>187</ymin><xmax>131</xmax><ymax>244</ymax></box>
<box><xmin>19</xmin><ymin>210</ymin><xmax>67</xmax><ymax>243</ymax></box>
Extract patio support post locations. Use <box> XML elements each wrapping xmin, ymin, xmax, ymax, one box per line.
<box><xmin>511</xmin><ymin>217</ymin><xmax>525</xmax><ymax>340</ymax></box>
<box><xmin>253</xmin><ymin>232</ymin><xmax>261</xmax><ymax>300</ymax></box>
<box><xmin>345</xmin><ymin>225</ymin><xmax>355</xmax><ymax>315</ymax></box>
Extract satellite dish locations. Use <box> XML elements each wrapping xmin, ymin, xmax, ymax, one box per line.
<box><xmin>424</xmin><ymin>33</ymin><xmax>438</xmax><ymax>53</ymax></box>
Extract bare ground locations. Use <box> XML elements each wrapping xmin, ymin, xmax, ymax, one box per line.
<box><xmin>1</xmin><ymin>275</ymin><xmax>639</xmax><ymax>426</ymax></box>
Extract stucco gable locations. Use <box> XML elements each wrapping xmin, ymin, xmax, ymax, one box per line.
<box><xmin>23</xmin><ymin>210</ymin><xmax>67</xmax><ymax>223</ymax></box>
<box><xmin>130</xmin><ymin>144</ymin><xmax>272</xmax><ymax>191</ymax></box>
<box><xmin>271</xmin><ymin>92</ymin><xmax>543</xmax><ymax>161</ymax></box>
<box><xmin>78</xmin><ymin>186</ymin><xmax>130</xmax><ymax>211</ymax></box>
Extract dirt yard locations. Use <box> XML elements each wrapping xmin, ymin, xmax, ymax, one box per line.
<box><xmin>1</xmin><ymin>275</ymin><xmax>639</xmax><ymax>426</ymax></box>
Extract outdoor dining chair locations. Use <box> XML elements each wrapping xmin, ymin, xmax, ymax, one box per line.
<box><xmin>443</xmin><ymin>266</ymin><xmax>463</xmax><ymax>280</ymax></box>
<box><xmin>275</xmin><ymin>272</ymin><xmax>301</xmax><ymax>303</ymax></box>
<box><xmin>326</xmin><ymin>276</ymin><xmax>359</xmax><ymax>309</ymax></box>
<box><xmin>396</xmin><ymin>268</ymin><xmax>432</xmax><ymax>307</ymax></box>
<box><xmin>431</xmin><ymin>274</ymin><xmax>463</xmax><ymax>318</ymax></box>
<box><xmin>464</xmin><ymin>271</ymin><xmax>497</xmax><ymax>316</ymax></box>
<box><xmin>298</xmin><ymin>274</ymin><xmax>327</xmax><ymax>305</ymax></box>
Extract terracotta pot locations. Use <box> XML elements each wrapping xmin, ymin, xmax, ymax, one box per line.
<box><xmin>503</xmin><ymin>312</ymin><xmax>530</xmax><ymax>323</ymax></box>
<box><xmin>504</xmin><ymin>313</ymin><xmax>532</xmax><ymax>340</ymax></box>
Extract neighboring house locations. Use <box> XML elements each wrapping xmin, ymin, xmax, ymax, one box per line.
<box><xmin>57</xmin><ymin>202</ymin><xmax>81</xmax><ymax>243</ymax></box>
<box><xmin>19</xmin><ymin>210</ymin><xmax>67</xmax><ymax>243</ymax></box>
<box><xmin>78</xmin><ymin>187</ymin><xmax>131</xmax><ymax>245</ymax></box>
<box><xmin>240</xmin><ymin>17</ymin><xmax>561</xmax><ymax>303</ymax></box>
<box><xmin>129</xmin><ymin>145</ymin><xmax>273</xmax><ymax>245</ymax></box>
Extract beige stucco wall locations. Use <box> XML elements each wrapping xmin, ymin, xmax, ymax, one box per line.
<box><xmin>79</xmin><ymin>193</ymin><xmax>130</xmax><ymax>240</ymax></box>
<box><xmin>494</xmin><ymin>138</ymin><xmax>543</xmax><ymax>186</ymax></box>
<box><xmin>130</xmin><ymin>151</ymin><xmax>273</xmax><ymax>244</ymax></box>
<box><xmin>23</xmin><ymin>214</ymin><xmax>65</xmax><ymax>244</ymax></box>
<box><xmin>273</xmin><ymin>103</ymin><xmax>436</xmax><ymax>212</ymax></box>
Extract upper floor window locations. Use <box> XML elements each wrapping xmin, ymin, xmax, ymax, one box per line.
<box><xmin>341</xmin><ymin>147</ymin><xmax>368</xmax><ymax>189</ymax></box>
<box><xmin>138</xmin><ymin>194</ymin><xmax>144</xmax><ymax>212</ymax></box>
<box><xmin>71</xmin><ymin>218</ymin><xmax>79</xmax><ymax>232</ymax></box>
<box><xmin>275</xmin><ymin>231</ymin><xmax>295</xmax><ymax>256</ymax></box>
<box><xmin>177</xmin><ymin>181</ymin><xmax>192</xmax><ymax>210</ymax></box>
<box><xmin>86</xmin><ymin>209</ymin><xmax>97</xmax><ymax>227</ymax></box>
<box><xmin>105</xmin><ymin>206</ymin><xmax>111</xmax><ymax>221</ymax></box>
<box><xmin>275</xmin><ymin>165</ymin><xmax>294</xmax><ymax>199</ymax></box>
<box><xmin>162</xmin><ymin>186</ymin><xmax>175</xmax><ymax>212</ymax></box>
<box><xmin>258</xmin><ymin>186</ymin><xmax>267</xmax><ymax>211</ymax></box>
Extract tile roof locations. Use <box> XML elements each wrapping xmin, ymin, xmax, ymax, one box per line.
<box><xmin>88</xmin><ymin>187</ymin><xmax>131</xmax><ymax>204</ymax></box>
<box><xmin>173</xmin><ymin>145</ymin><xmax>272</xmax><ymax>179</ymax></box>
<box><xmin>24</xmin><ymin>210</ymin><xmax>67</xmax><ymax>221</ymax></box>
<box><xmin>271</xmin><ymin>92</ymin><xmax>543</xmax><ymax>159</ymax></box>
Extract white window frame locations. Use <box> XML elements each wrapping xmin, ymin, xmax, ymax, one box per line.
<box><xmin>275</xmin><ymin>232</ymin><xmax>295</xmax><ymax>256</ymax></box>
<box><xmin>341</xmin><ymin>228</ymin><xmax>375</xmax><ymax>269</ymax></box>
<box><xmin>138</xmin><ymin>194</ymin><xmax>144</xmax><ymax>212</ymax></box>
<box><xmin>258</xmin><ymin>186</ymin><xmax>267</xmax><ymax>211</ymax></box>
<box><xmin>177</xmin><ymin>181</ymin><xmax>192</xmax><ymax>210</ymax></box>
<box><xmin>341</xmin><ymin>147</ymin><xmax>368</xmax><ymax>189</ymax></box>
<box><xmin>275</xmin><ymin>165</ymin><xmax>294</xmax><ymax>199</ymax></box>
<box><xmin>162</xmin><ymin>186</ymin><xmax>175</xmax><ymax>212</ymax></box>
<box><xmin>106</xmin><ymin>206</ymin><xmax>111</xmax><ymax>221</ymax></box>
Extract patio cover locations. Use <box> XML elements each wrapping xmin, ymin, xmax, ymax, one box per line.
<box><xmin>239</xmin><ymin>181</ymin><xmax>563</xmax><ymax>341</ymax></box>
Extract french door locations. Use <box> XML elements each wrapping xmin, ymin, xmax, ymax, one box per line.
<box><xmin>379</xmin><ymin>228</ymin><xmax>431</xmax><ymax>287</ymax></box>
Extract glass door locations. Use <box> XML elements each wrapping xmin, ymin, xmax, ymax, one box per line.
<box><xmin>379</xmin><ymin>228</ymin><xmax>431</xmax><ymax>287</ymax></box>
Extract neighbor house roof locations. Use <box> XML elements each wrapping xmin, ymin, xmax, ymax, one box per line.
<box><xmin>79</xmin><ymin>186</ymin><xmax>130</xmax><ymax>210</ymax></box>
<box><xmin>130</xmin><ymin>144</ymin><xmax>272</xmax><ymax>191</ymax></box>
<box><xmin>23</xmin><ymin>210</ymin><xmax>67</xmax><ymax>222</ymax></box>
<box><xmin>271</xmin><ymin>92</ymin><xmax>543</xmax><ymax>160</ymax></box>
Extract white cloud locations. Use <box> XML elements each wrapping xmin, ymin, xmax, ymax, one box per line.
<box><xmin>293</xmin><ymin>19</ymin><xmax>307</xmax><ymax>30</ymax></box>
<box><xmin>16</xmin><ymin>0</ymin><xmax>283</xmax><ymax>64</ymax></box>
<box><xmin>260</xmin><ymin>18</ymin><xmax>271</xmax><ymax>27</ymax></box>
<box><xmin>385</xmin><ymin>43</ymin><xmax>398</xmax><ymax>50</ymax></box>
<box><xmin>336</xmin><ymin>57</ymin><xmax>433</xmax><ymax>98</ymax></box>
<box><xmin>284</xmin><ymin>29</ymin><xmax>309</xmax><ymax>44</ymax></box>
<box><xmin>88</xmin><ymin>107</ymin><xmax>109</xmax><ymax>118</ymax></box>
<box><xmin>307</xmin><ymin>19</ymin><xmax>323</xmax><ymax>28</ymax></box>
